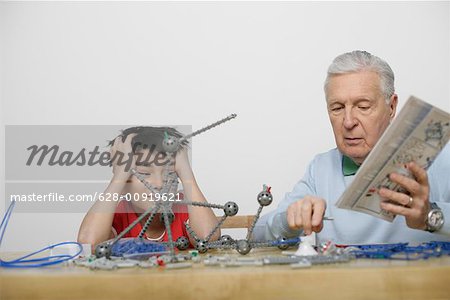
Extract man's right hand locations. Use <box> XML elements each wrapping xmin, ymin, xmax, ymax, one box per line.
<box><xmin>286</xmin><ymin>196</ymin><xmax>326</xmax><ymax>235</ymax></box>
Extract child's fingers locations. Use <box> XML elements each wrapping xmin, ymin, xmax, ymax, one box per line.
<box><xmin>123</xmin><ymin>133</ymin><xmax>135</xmax><ymax>144</ymax></box>
<box><xmin>111</xmin><ymin>134</ymin><xmax>135</xmax><ymax>152</ymax></box>
<box><xmin>109</xmin><ymin>136</ymin><xmax>122</xmax><ymax>156</ymax></box>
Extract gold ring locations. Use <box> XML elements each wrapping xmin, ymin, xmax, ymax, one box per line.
<box><xmin>407</xmin><ymin>196</ymin><xmax>413</xmax><ymax>207</ymax></box>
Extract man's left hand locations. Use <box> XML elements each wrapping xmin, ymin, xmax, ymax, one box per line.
<box><xmin>379</xmin><ymin>162</ymin><xmax>430</xmax><ymax>230</ymax></box>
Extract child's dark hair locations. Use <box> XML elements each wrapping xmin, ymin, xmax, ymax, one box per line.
<box><xmin>109</xmin><ymin>126</ymin><xmax>189</xmax><ymax>153</ymax></box>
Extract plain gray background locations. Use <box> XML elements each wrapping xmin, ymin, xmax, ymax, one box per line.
<box><xmin>1</xmin><ymin>2</ymin><xmax>449</xmax><ymax>251</ymax></box>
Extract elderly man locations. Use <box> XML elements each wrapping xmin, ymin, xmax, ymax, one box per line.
<box><xmin>256</xmin><ymin>50</ymin><xmax>450</xmax><ymax>244</ymax></box>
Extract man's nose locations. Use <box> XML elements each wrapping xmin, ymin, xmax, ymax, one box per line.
<box><xmin>343</xmin><ymin>107</ymin><xmax>358</xmax><ymax>129</ymax></box>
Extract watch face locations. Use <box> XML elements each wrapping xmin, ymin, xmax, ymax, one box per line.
<box><xmin>429</xmin><ymin>210</ymin><xmax>444</xmax><ymax>228</ymax></box>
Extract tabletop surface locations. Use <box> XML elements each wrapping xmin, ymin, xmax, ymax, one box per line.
<box><xmin>1</xmin><ymin>248</ymin><xmax>450</xmax><ymax>300</ymax></box>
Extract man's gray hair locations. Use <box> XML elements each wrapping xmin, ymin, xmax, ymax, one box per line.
<box><xmin>324</xmin><ymin>50</ymin><xmax>395</xmax><ymax>103</ymax></box>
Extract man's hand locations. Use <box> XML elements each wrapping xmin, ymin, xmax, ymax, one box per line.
<box><xmin>286</xmin><ymin>196</ymin><xmax>327</xmax><ymax>235</ymax></box>
<box><xmin>110</xmin><ymin>134</ymin><xmax>136</xmax><ymax>181</ymax></box>
<box><xmin>379</xmin><ymin>162</ymin><xmax>430</xmax><ymax>230</ymax></box>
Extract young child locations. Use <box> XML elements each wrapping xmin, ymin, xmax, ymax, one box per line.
<box><xmin>78</xmin><ymin>126</ymin><xmax>220</xmax><ymax>248</ymax></box>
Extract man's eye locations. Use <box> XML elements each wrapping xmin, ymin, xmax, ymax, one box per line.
<box><xmin>331</xmin><ymin>107</ymin><xmax>343</xmax><ymax>112</ymax></box>
<box><xmin>358</xmin><ymin>106</ymin><xmax>370</xmax><ymax>111</ymax></box>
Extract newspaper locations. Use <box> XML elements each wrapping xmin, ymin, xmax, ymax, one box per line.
<box><xmin>335</xmin><ymin>96</ymin><xmax>450</xmax><ymax>221</ymax></box>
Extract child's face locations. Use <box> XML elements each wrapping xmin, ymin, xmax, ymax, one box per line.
<box><xmin>124</xmin><ymin>149</ymin><xmax>173</xmax><ymax>213</ymax></box>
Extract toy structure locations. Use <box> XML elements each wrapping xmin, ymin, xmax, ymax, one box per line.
<box><xmin>94</xmin><ymin>114</ymin><xmax>299</xmax><ymax>261</ymax></box>
<box><xmin>200</xmin><ymin>184</ymin><xmax>299</xmax><ymax>255</ymax></box>
<box><xmin>183</xmin><ymin>184</ymin><xmax>300</xmax><ymax>255</ymax></box>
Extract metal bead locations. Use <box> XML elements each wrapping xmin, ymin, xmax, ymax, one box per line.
<box><xmin>162</xmin><ymin>135</ymin><xmax>180</xmax><ymax>153</ymax></box>
<box><xmin>176</xmin><ymin>236</ymin><xmax>190</xmax><ymax>250</ymax></box>
<box><xmin>195</xmin><ymin>240</ymin><xmax>208</xmax><ymax>253</ymax></box>
<box><xmin>236</xmin><ymin>239</ymin><xmax>251</xmax><ymax>255</ymax></box>
<box><xmin>257</xmin><ymin>191</ymin><xmax>273</xmax><ymax>206</ymax></box>
<box><xmin>220</xmin><ymin>234</ymin><xmax>234</xmax><ymax>246</ymax></box>
<box><xmin>95</xmin><ymin>243</ymin><xmax>112</xmax><ymax>259</ymax></box>
<box><xmin>223</xmin><ymin>201</ymin><xmax>239</xmax><ymax>217</ymax></box>
<box><xmin>277</xmin><ymin>237</ymin><xmax>290</xmax><ymax>250</ymax></box>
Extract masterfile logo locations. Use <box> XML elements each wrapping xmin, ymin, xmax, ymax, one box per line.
<box><xmin>6</xmin><ymin>125</ymin><xmax>191</xmax><ymax>180</ymax></box>
<box><xmin>4</xmin><ymin>125</ymin><xmax>191</xmax><ymax>213</ymax></box>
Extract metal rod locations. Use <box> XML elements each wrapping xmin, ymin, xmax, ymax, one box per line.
<box><xmin>180</xmin><ymin>114</ymin><xmax>237</xmax><ymax>142</ymax></box>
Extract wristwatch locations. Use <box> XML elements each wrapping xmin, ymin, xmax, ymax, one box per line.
<box><xmin>425</xmin><ymin>202</ymin><xmax>445</xmax><ymax>233</ymax></box>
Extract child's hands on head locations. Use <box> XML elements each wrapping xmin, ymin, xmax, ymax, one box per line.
<box><xmin>175</xmin><ymin>148</ymin><xmax>195</xmax><ymax>182</ymax></box>
<box><xmin>110</xmin><ymin>133</ymin><xmax>137</xmax><ymax>181</ymax></box>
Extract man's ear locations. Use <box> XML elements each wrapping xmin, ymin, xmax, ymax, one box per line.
<box><xmin>389</xmin><ymin>94</ymin><xmax>398</xmax><ymax>120</ymax></box>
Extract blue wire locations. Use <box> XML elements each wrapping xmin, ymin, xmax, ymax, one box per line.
<box><xmin>0</xmin><ymin>200</ymin><xmax>15</xmax><ymax>244</ymax></box>
<box><xmin>269</xmin><ymin>237</ymin><xmax>301</xmax><ymax>246</ymax></box>
<box><xmin>0</xmin><ymin>200</ymin><xmax>83</xmax><ymax>268</ymax></box>
<box><xmin>347</xmin><ymin>241</ymin><xmax>450</xmax><ymax>260</ymax></box>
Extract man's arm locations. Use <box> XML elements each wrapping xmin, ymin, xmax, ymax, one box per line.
<box><xmin>379</xmin><ymin>143</ymin><xmax>450</xmax><ymax>235</ymax></box>
<box><xmin>255</xmin><ymin>158</ymin><xmax>326</xmax><ymax>240</ymax></box>
<box><xmin>428</xmin><ymin>143</ymin><xmax>450</xmax><ymax>235</ymax></box>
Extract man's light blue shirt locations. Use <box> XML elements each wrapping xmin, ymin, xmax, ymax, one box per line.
<box><xmin>255</xmin><ymin>143</ymin><xmax>450</xmax><ymax>244</ymax></box>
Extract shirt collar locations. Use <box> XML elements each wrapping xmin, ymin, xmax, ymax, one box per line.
<box><xmin>342</xmin><ymin>155</ymin><xmax>360</xmax><ymax>176</ymax></box>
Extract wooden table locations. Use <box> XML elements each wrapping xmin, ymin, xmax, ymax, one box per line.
<box><xmin>1</xmin><ymin>248</ymin><xmax>450</xmax><ymax>300</ymax></box>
